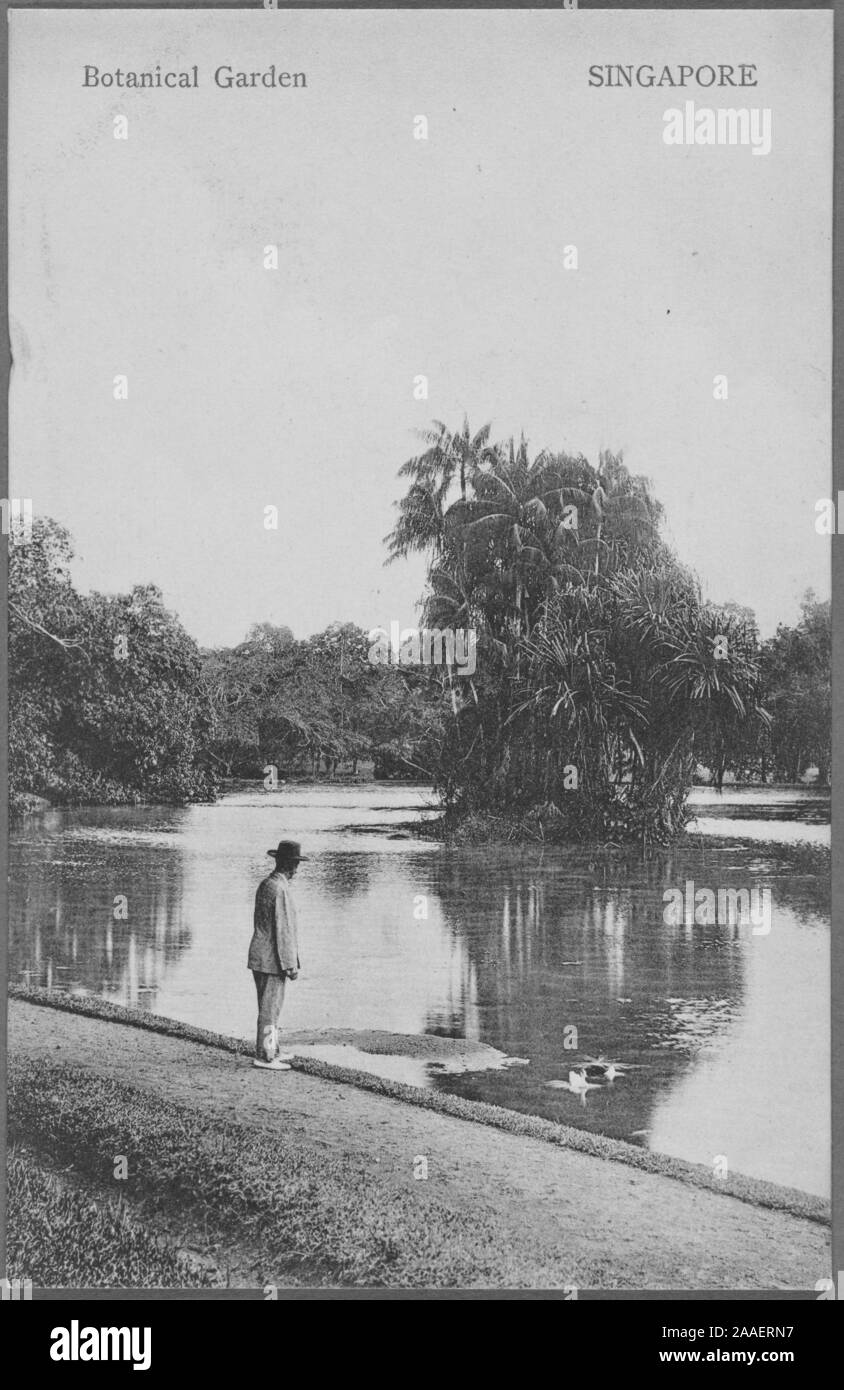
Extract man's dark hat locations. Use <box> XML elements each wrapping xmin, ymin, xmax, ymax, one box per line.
<box><xmin>267</xmin><ymin>839</ymin><xmax>308</xmax><ymax>862</ymax></box>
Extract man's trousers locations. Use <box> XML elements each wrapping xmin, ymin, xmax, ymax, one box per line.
<box><xmin>252</xmin><ymin>971</ymin><xmax>287</xmax><ymax>1061</ymax></box>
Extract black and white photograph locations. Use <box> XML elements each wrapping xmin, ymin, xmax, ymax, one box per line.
<box><xmin>2</xmin><ymin>1</ymin><xmax>838</xmax><ymax>1316</ymax></box>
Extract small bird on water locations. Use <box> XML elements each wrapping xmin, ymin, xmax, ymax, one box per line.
<box><xmin>547</xmin><ymin>1068</ymin><xmax>601</xmax><ymax>1095</ymax></box>
<box><xmin>584</xmin><ymin>1056</ymin><xmax>638</xmax><ymax>1081</ymax></box>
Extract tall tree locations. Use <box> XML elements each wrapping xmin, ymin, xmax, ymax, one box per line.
<box><xmin>386</xmin><ymin>423</ymin><xmax>768</xmax><ymax>844</ymax></box>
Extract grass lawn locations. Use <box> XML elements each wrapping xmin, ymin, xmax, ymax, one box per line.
<box><xmin>7</xmin><ymin>1148</ymin><xmax>221</xmax><ymax>1288</ymax></box>
<box><xmin>8</xmin><ymin>1055</ymin><xmax>560</xmax><ymax>1288</ymax></box>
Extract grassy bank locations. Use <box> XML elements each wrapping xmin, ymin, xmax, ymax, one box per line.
<box><xmin>9</xmin><ymin>996</ymin><xmax>830</xmax><ymax>1291</ymax></box>
<box><xmin>9</xmin><ymin>985</ymin><xmax>829</xmax><ymax>1225</ymax></box>
<box><xmin>8</xmin><ymin>1056</ymin><xmax>572</xmax><ymax>1289</ymax></box>
<box><xmin>7</xmin><ymin>1148</ymin><xmax>221</xmax><ymax>1288</ymax></box>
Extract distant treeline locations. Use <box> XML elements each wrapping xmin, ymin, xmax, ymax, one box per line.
<box><xmin>7</xmin><ymin>519</ymin><xmax>445</xmax><ymax>814</ymax></box>
<box><xmin>7</xmin><ymin>431</ymin><xmax>830</xmax><ymax>837</ymax></box>
<box><xmin>200</xmin><ymin>621</ymin><xmax>443</xmax><ymax>783</ymax></box>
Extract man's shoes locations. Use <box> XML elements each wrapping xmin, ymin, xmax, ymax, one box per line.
<box><xmin>253</xmin><ymin>1058</ymin><xmax>292</xmax><ymax>1070</ymax></box>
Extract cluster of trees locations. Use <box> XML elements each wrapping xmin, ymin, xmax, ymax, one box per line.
<box><xmin>8</xmin><ymin>518</ymin><xmax>444</xmax><ymax>814</ymax></box>
<box><xmin>385</xmin><ymin>419</ymin><xmax>827</xmax><ymax>844</ymax></box>
<box><xmin>762</xmin><ymin>593</ymin><xmax>830</xmax><ymax>785</ymax></box>
<box><xmin>9</xmin><ymin>519</ymin><xmax>217</xmax><ymax>812</ymax></box>
<box><xmin>200</xmin><ymin>621</ymin><xmax>443</xmax><ymax>780</ymax></box>
<box><xmin>702</xmin><ymin>592</ymin><xmax>830</xmax><ymax>788</ymax></box>
<box><xmin>8</xmin><ymin>438</ymin><xmax>831</xmax><ymax>839</ymax></box>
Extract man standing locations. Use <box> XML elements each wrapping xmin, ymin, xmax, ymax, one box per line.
<box><xmin>248</xmin><ymin>839</ymin><xmax>307</xmax><ymax>1070</ymax></box>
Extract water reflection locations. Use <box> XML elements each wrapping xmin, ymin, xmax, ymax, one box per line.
<box><xmin>11</xmin><ymin>809</ymin><xmax>190</xmax><ymax>1006</ymax></box>
<box><xmin>9</xmin><ymin>786</ymin><xmax>829</xmax><ymax>1195</ymax></box>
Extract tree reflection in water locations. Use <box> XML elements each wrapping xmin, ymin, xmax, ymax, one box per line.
<box><xmin>8</xmin><ymin>794</ymin><xmax>829</xmax><ymax>1193</ymax></box>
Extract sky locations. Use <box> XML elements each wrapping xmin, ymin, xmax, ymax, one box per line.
<box><xmin>8</xmin><ymin>7</ymin><xmax>833</xmax><ymax>646</ymax></box>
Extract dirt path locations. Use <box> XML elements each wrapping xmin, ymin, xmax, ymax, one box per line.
<box><xmin>9</xmin><ymin>997</ymin><xmax>829</xmax><ymax>1291</ymax></box>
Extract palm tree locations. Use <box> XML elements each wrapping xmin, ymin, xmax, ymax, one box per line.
<box><xmin>384</xmin><ymin>416</ymin><xmax>494</xmax><ymax>562</ymax></box>
<box><xmin>463</xmin><ymin>437</ymin><xmax>593</xmax><ymax>646</ymax></box>
<box><xmin>385</xmin><ymin>421</ymin><xmax>765</xmax><ymax>843</ymax></box>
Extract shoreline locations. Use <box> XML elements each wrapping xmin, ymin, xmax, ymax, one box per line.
<box><xmin>12</xmin><ymin>784</ymin><xmax>831</xmax><ymax>867</ymax></box>
<box><xmin>9</xmin><ymin>984</ymin><xmax>828</xmax><ymax>1225</ymax></box>
<box><xmin>8</xmin><ymin>992</ymin><xmax>829</xmax><ymax>1290</ymax></box>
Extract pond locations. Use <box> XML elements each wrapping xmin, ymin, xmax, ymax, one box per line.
<box><xmin>9</xmin><ymin>782</ymin><xmax>830</xmax><ymax>1197</ymax></box>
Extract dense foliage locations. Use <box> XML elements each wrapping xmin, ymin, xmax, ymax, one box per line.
<box><xmin>9</xmin><ymin>519</ymin><xmax>217</xmax><ymax>812</ymax></box>
<box><xmin>752</xmin><ymin>594</ymin><xmax>830</xmax><ymax>786</ymax></box>
<box><xmin>200</xmin><ymin>621</ymin><xmax>443</xmax><ymax>780</ymax></box>
<box><xmin>386</xmin><ymin>421</ymin><xmax>775</xmax><ymax>844</ymax></box>
<box><xmin>7</xmin><ymin>473</ymin><xmax>830</xmax><ymax>832</ymax></box>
